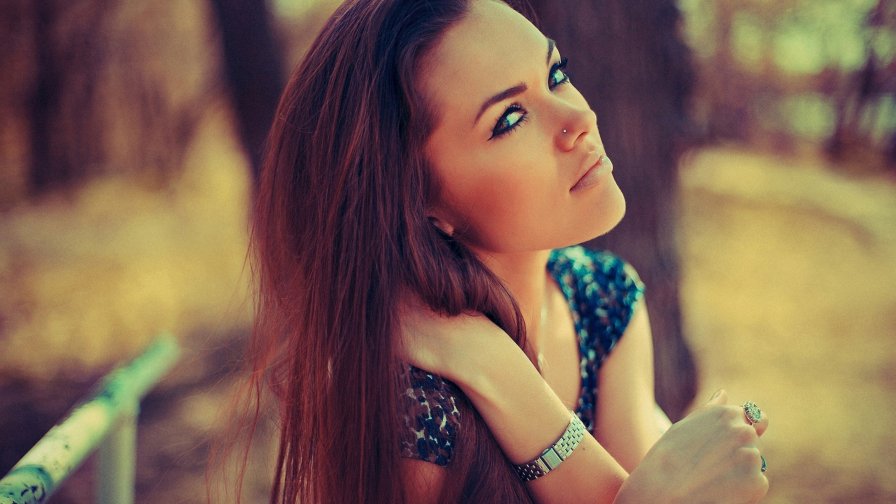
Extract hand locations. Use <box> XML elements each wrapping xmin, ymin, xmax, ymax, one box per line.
<box><xmin>397</xmin><ymin>299</ymin><xmax>512</xmax><ymax>383</ymax></box>
<box><xmin>616</xmin><ymin>390</ymin><xmax>769</xmax><ymax>504</ymax></box>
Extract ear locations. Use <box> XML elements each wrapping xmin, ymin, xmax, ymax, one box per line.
<box><xmin>426</xmin><ymin>214</ymin><xmax>455</xmax><ymax>237</ymax></box>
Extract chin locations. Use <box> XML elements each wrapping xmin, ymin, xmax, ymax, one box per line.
<box><xmin>584</xmin><ymin>184</ymin><xmax>626</xmax><ymax>242</ymax></box>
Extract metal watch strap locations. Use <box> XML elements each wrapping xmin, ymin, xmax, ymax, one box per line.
<box><xmin>513</xmin><ymin>412</ymin><xmax>586</xmax><ymax>482</ymax></box>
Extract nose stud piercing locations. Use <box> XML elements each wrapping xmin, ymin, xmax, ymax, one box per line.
<box><xmin>562</xmin><ymin>129</ymin><xmax>568</xmax><ymax>134</ymax></box>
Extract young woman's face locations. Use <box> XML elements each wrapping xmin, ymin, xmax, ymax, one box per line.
<box><xmin>421</xmin><ymin>0</ymin><xmax>625</xmax><ymax>254</ymax></box>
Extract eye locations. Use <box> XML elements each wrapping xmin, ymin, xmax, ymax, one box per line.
<box><xmin>490</xmin><ymin>104</ymin><xmax>527</xmax><ymax>140</ymax></box>
<box><xmin>549</xmin><ymin>57</ymin><xmax>570</xmax><ymax>88</ymax></box>
<box><xmin>487</xmin><ymin>58</ymin><xmax>571</xmax><ymax>141</ymax></box>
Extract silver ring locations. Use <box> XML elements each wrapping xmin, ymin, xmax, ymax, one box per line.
<box><xmin>743</xmin><ymin>401</ymin><xmax>762</xmax><ymax>425</ymax></box>
<box><xmin>760</xmin><ymin>454</ymin><xmax>767</xmax><ymax>473</ymax></box>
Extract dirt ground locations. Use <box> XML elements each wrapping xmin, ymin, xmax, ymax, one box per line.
<box><xmin>680</xmin><ymin>146</ymin><xmax>896</xmax><ymax>503</ymax></box>
<box><xmin>0</xmin><ymin>140</ymin><xmax>894</xmax><ymax>502</ymax></box>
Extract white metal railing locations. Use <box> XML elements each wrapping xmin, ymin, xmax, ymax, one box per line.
<box><xmin>0</xmin><ymin>335</ymin><xmax>181</xmax><ymax>504</ymax></box>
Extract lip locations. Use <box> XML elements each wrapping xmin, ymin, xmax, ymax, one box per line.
<box><xmin>570</xmin><ymin>153</ymin><xmax>612</xmax><ymax>192</ymax></box>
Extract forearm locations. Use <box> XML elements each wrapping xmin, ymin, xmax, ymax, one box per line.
<box><xmin>594</xmin><ymin>302</ymin><xmax>667</xmax><ymax>472</ymax></box>
<box><xmin>452</xmin><ymin>337</ymin><xmax>628</xmax><ymax>504</ymax></box>
<box><xmin>404</xmin><ymin>308</ymin><xmax>767</xmax><ymax>504</ymax></box>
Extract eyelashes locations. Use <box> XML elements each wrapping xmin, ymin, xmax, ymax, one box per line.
<box><xmin>489</xmin><ymin>57</ymin><xmax>571</xmax><ymax>140</ymax></box>
<box><xmin>549</xmin><ymin>57</ymin><xmax>571</xmax><ymax>87</ymax></box>
<box><xmin>491</xmin><ymin>104</ymin><xmax>528</xmax><ymax>139</ymax></box>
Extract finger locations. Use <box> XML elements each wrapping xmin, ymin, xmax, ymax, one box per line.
<box><xmin>754</xmin><ymin>454</ymin><xmax>770</xmax><ymax>499</ymax></box>
<box><xmin>752</xmin><ymin>466</ymin><xmax>770</xmax><ymax>503</ymax></box>
<box><xmin>752</xmin><ymin>411</ymin><xmax>769</xmax><ymax>437</ymax></box>
<box><xmin>707</xmin><ymin>388</ymin><xmax>728</xmax><ymax>406</ymax></box>
<box><xmin>740</xmin><ymin>447</ymin><xmax>769</xmax><ymax>501</ymax></box>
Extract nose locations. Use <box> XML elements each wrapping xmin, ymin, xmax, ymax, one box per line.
<box><xmin>555</xmin><ymin>107</ymin><xmax>597</xmax><ymax>152</ymax></box>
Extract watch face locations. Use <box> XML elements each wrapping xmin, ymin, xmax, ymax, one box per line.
<box><xmin>541</xmin><ymin>448</ymin><xmax>564</xmax><ymax>470</ymax></box>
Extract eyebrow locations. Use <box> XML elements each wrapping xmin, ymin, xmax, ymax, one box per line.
<box><xmin>473</xmin><ymin>38</ymin><xmax>556</xmax><ymax>125</ymax></box>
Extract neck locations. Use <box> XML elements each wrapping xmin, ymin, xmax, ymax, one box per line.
<box><xmin>472</xmin><ymin>247</ymin><xmax>553</xmax><ymax>349</ymax></box>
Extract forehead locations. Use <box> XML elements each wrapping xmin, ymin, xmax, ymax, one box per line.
<box><xmin>420</xmin><ymin>0</ymin><xmax>547</xmax><ymax>120</ymax></box>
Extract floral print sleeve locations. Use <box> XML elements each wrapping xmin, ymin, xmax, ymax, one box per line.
<box><xmin>547</xmin><ymin>245</ymin><xmax>645</xmax><ymax>432</ymax></box>
<box><xmin>398</xmin><ymin>365</ymin><xmax>462</xmax><ymax>466</ymax></box>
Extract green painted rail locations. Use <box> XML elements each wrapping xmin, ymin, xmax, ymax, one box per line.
<box><xmin>0</xmin><ymin>335</ymin><xmax>181</xmax><ymax>504</ymax></box>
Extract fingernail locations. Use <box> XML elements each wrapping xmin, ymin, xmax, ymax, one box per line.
<box><xmin>709</xmin><ymin>388</ymin><xmax>723</xmax><ymax>400</ymax></box>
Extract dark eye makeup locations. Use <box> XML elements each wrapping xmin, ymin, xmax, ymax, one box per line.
<box><xmin>549</xmin><ymin>57</ymin><xmax>571</xmax><ymax>87</ymax></box>
<box><xmin>489</xmin><ymin>57</ymin><xmax>571</xmax><ymax>140</ymax></box>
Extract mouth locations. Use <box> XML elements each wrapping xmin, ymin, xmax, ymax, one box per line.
<box><xmin>570</xmin><ymin>153</ymin><xmax>613</xmax><ymax>192</ymax></box>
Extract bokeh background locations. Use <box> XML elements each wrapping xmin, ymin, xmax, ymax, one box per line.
<box><xmin>1</xmin><ymin>0</ymin><xmax>894</xmax><ymax>502</ymax></box>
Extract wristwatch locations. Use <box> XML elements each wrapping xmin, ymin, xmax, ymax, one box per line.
<box><xmin>513</xmin><ymin>412</ymin><xmax>586</xmax><ymax>482</ymax></box>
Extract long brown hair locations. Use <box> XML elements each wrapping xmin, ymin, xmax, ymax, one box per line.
<box><xmin>245</xmin><ymin>1</ymin><xmax>536</xmax><ymax>502</ymax></box>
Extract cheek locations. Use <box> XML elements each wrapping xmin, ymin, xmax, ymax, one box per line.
<box><xmin>445</xmin><ymin>159</ymin><xmax>552</xmax><ymax>219</ymax></box>
<box><xmin>444</xmin><ymin>170</ymin><xmax>562</xmax><ymax>249</ymax></box>
<box><xmin>426</xmin><ymin>131</ymin><xmax>568</xmax><ymax>250</ymax></box>
<box><xmin>488</xmin><ymin>172</ymin><xmax>543</xmax><ymax>207</ymax></box>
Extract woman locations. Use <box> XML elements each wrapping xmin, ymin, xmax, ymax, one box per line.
<box><xmin>244</xmin><ymin>0</ymin><xmax>770</xmax><ymax>502</ymax></box>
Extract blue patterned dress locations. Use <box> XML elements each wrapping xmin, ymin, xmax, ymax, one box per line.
<box><xmin>399</xmin><ymin>246</ymin><xmax>645</xmax><ymax>466</ymax></box>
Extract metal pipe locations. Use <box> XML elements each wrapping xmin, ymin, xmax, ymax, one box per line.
<box><xmin>0</xmin><ymin>335</ymin><xmax>180</xmax><ymax>504</ymax></box>
<box><xmin>96</xmin><ymin>408</ymin><xmax>138</xmax><ymax>504</ymax></box>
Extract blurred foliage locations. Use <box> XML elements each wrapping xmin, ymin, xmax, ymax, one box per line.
<box><xmin>680</xmin><ymin>0</ymin><xmax>895</xmax><ymax>164</ymax></box>
<box><xmin>0</xmin><ymin>0</ymin><xmax>257</xmax><ymax>376</ymax></box>
<box><xmin>683</xmin><ymin>0</ymin><xmax>884</xmax><ymax>72</ymax></box>
<box><xmin>0</xmin><ymin>0</ymin><xmax>223</xmax><ymax>206</ymax></box>
<box><xmin>270</xmin><ymin>0</ymin><xmax>340</xmax><ymax>18</ymax></box>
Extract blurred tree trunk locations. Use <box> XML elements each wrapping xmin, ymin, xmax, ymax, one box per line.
<box><xmin>530</xmin><ymin>0</ymin><xmax>698</xmax><ymax>419</ymax></box>
<box><xmin>22</xmin><ymin>0</ymin><xmax>216</xmax><ymax>197</ymax></box>
<box><xmin>28</xmin><ymin>0</ymin><xmax>61</xmax><ymax>194</ymax></box>
<box><xmin>887</xmin><ymin>133</ymin><xmax>896</xmax><ymax>168</ymax></box>
<box><xmin>28</xmin><ymin>0</ymin><xmax>107</xmax><ymax>194</ymax></box>
<box><xmin>208</xmin><ymin>0</ymin><xmax>284</xmax><ymax>184</ymax></box>
<box><xmin>827</xmin><ymin>0</ymin><xmax>895</xmax><ymax>163</ymax></box>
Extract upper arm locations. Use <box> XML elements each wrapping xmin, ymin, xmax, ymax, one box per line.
<box><xmin>397</xmin><ymin>366</ymin><xmax>461</xmax><ymax>501</ymax></box>
<box><xmin>399</xmin><ymin>458</ymin><xmax>448</xmax><ymax>504</ymax></box>
<box><xmin>595</xmin><ymin>300</ymin><xmax>664</xmax><ymax>472</ymax></box>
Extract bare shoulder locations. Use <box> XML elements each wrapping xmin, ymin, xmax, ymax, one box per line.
<box><xmin>399</xmin><ymin>458</ymin><xmax>448</xmax><ymax>504</ymax></box>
